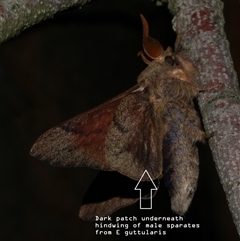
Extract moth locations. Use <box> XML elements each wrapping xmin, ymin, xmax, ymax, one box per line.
<box><xmin>30</xmin><ymin>15</ymin><xmax>207</xmax><ymax>220</ymax></box>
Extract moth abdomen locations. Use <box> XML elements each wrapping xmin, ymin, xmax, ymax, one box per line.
<box><xmin>162</xmin><ymin>100</ymin><xmax>206</xmax><ymax>215</ymax></box>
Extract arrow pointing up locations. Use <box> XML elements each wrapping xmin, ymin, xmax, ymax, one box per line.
<box><xmin>134</xmin><ymin>170</ymin><xmax>158</xmax><ymax>210</ymax></box>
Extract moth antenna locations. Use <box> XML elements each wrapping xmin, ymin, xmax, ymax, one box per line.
<box><xmin>139</xmin><ymin>14</ymin><xmax>163</xmax><ymax>64</ymax></box>
<box><xmin>140</xmin><ymin>14</ymin><xmax>149</xmax><ymax>39</ymax></box>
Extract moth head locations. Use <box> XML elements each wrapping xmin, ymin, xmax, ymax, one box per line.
<box><xmin>138</xmin><ymin>15</ymin><xmax>197</xmax><ymax>84</ymax></box>
<box><xmin>170</xmin><ymin>54</ymin><xmax>197</xmax><ymax>83</ymax></box>
<box><xmin>161</xmin><ymin>48</ymin><xmax>197</xmax><ymax>84</ymax></box>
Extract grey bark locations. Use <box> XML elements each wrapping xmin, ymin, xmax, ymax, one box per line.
<box><xmin>167</xmin><ymin>0</ymin><xmax>240</xmax><ymax>236</ymax></box>
<box><xmin>0</xmin><ymin>0</ymin><xmax>90</xmax><ymax>44</ymax></box>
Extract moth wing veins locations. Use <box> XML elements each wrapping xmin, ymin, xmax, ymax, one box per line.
<box><xmin>30</xmin><ymin>85</ymin><xmax>163</xmax><ymax>182</ymax></box>
<box><xmin>30</xmin><ymin>85</ymin><xmax>162</xmax><ymax>181</ymax></box>
<box><xmin>30</xmin><ymin>87</ymin><xmax>136</xmax><ymax>170</ymax></box>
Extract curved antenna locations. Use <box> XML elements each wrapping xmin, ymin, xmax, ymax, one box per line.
<box><xmin>139</xmin><ymin>14</ymin><xmax>163</xmax><ymax>64</ymax></box>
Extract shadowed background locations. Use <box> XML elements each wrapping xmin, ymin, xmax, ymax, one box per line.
<box><xmin>0</xmin><ymin>0</ymin><xmax>239</xmax><ymax>240</ymax></box>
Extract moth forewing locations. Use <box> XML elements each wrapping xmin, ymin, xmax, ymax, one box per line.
<box><xmin>30</xmin><ymin>84</ymin><xmax>163</xmax><ymax>181</ymax></box>
<box><xmin>30</xmin><ymin>87</ymin><xmax>134</xmax><ymax>169</ymax></box>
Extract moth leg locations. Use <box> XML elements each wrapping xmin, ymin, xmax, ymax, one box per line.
<box><xmin>204</xmin><ymin>131</ymin><xmax>214</xmax><ymax>139</ymax></box>
<box><xmin>179</xmin><ymin>106</ymin><xmax>207</xmax><ymax>144</ymax></box>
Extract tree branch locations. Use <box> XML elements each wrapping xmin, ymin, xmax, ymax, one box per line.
<box><xmin>0</xmin><ymin>0</ymin><xmax>91</xmax><ymax>44</ymax></box>
<box><xmin>167</xmin><ymin>0</ymin><xmax>240</xmax><ymax>236</ymax></box>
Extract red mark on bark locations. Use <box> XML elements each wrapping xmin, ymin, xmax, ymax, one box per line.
<box><xmin>0</xmin><ymin>5</ymin><xmax>4</xmax><ymax>15</ymax></box>
<box><xmin>215</xmin><ymin>102</ymin><xmax>225</xmax><ymax>108</ymax></box>
<box><xmin>191</xmin><ymin>8</ymin><xmax>216</xmax><ymax>31</ymax></box>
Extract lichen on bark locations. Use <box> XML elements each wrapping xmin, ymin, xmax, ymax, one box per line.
<box><xmin>0</xmin><ymin>0</ymin><xmax>90</xmax><ymax>43</ymax></box>
<box><xmin>167</xmin><ymin>0</ymin><xmax>240</xmax><ymax>236</ymax></box>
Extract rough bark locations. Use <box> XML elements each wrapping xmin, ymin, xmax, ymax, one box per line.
<box><xmin>0</xmin><ymin>0</ymin><xmax>90</xmax><ymax>44</ymax></box>
<box><xmin>167</xmin><ymin>0</ymin><xmax>240</xmax><ymax>236</ymax></box>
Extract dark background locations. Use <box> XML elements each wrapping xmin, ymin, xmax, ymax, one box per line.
<box><xmin>1</xmin><ymin>0</ymin><xmax>239</xmax><ymax>240</ymax></box>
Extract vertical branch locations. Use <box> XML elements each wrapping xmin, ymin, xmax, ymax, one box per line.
<box><xmin>167</xmin><ymin>0</ymin><xmax>240</xmax><ymax>235</ymax></box>
<box><xmin>0</xmin><ymin>0</ymin><xmax>91</xmax><ymax>44</ymax></box>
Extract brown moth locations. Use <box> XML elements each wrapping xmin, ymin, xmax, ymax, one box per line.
<box><xmin>30</xmin><ymin>15</ymin><xmax>207</xmax><ymax>219</ymax></box>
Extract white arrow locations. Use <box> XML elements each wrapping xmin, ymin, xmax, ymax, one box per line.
<box><xmin>134</xmin><ymin>170</ymin><xmax>158</xmax><ymax>210</ymax></box>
